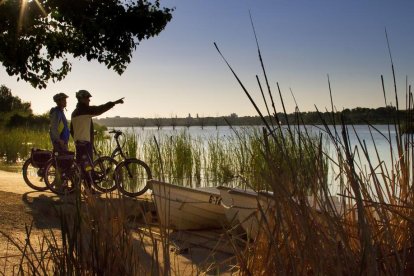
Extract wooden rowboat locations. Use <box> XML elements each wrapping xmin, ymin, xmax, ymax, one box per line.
<box><xmin>306</xmin><ymin>195</ymin><xmax>344</xmax><ymax>215</ymax></box>
<box><xmin>218</xmin><ymin>187</ymin><xmax>343</xmax><ymax>239</ymax></box>
<box><xmin>218</xmin><ymin>186</ymin><xmax>274</xmax><ymax>239</ymax></box>
<box><xmin>149</xmin><ymin>180</ymin><xmax>227</xmax><ymax>230</ymax></box>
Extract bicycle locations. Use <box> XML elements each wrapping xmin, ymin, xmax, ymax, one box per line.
<box><xmin>109</xmin><ymin>129</ymin><xmax>152</xmax><ymax>197</ymax></box>
<box><xmin>43</xmin><ymin>145</ymin><xmax>118</xmax><ymax>195</ymax></box>
<box><xmin>90</xmin><ymin>145</ymin><xmax>118</xmax><ymax>193</ymax></box>
<box><xmin>43</xmin><ymin>151</ymin><xmax>82</xmax><ymax>195</ymax></box>
<box><xmin>107</xmin><ymin>129</ymin><xmax>126</xmax><ymax>160</ymax></box>
<box><xmin>22</xmin><ymin>148</ymin><xmax>52</xmax><ymax>191</ymax></box>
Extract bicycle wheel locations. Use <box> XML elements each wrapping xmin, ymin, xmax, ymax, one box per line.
<box><xmin>92</xmin><ymin>156</ymin><xmax>118</xmax><ymax>193</ymax></box>
<box><xmin>22</xmin><ymin>158</ymin><xmax>49</xmax><ymax>191</ymax></box>
<box><xmin>44</xmin><ymin>159</ymin><xmax>81</xmax><ymax>195</ymax></box>
<box><xmin>115</xmin><ymin>159</ymin><xmax>152</xmax><ymax>197</ymax></box>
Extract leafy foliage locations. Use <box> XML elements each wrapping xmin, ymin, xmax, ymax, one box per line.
<box><xmin>0</xmin><ymin>85</ymin><xmax>32</xmax><ymax>127</ymax></box>
<box><xmin>0</xmin><ymin>84</ymin><xmax>50</xmax><ymax>129</ymax></box>
<box><xmin>0</xmin><ymin>84</ymin><xmax>31</xmax><ymax>113</ymax></box>
<box><xmin>0</xmin><ymin>0</ymin><xmax>173</xmax><ymax>88</ymax></box>
<box><xmin>6</xmin><ymin>113</ymin><xmax>50</xmax><ymax>129</ymax></box>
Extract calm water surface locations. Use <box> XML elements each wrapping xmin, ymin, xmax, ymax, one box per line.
<box><xmin>116</xmin><ymin>124</ymin><xmax>403</xmax><ymax>193</ymax></box>
<box><xmin>119</xmin><ymin>124</ymin><xmax>398</xmax><ymax>159</ymax></box>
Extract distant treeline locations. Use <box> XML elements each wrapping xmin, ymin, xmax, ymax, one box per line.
<box><xmin>0</xmin><ymin>85</ymin><xmax>50</xmax><ymax>130</ymax></box>
<box><xmin>0</xmin><ymin>84</ymin><xmax>408</xmax><ymax>130</ymax></box>
<box><xmin>95</xmin><ymin>106</ymin><xmax>405</xmax><ymax>128</ymax></box>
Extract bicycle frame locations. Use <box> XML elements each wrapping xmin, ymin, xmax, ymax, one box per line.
<box><xmin>43</xmin><ymin>151</ymin><xmax>81</xmax><ymax>194</ymax></box>
<box><xmin>109</xmin><ymin>129</ymin><xmax>152</xmax><ymax>197</ymax></box>
<box><xmin>110</xmin><ymin>130</ymin><xmax>128</xmax><ymax>160</ymax></box>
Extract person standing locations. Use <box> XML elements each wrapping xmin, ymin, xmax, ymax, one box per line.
<box><xmin>49</xmin><ymin>93</ymin><xmax>70</xmax><ymax>153</ymax></box>
<box><xmin>70</xmin><ymin>90</ymin><xmax>123</xmax><ymax>186</ymax></box>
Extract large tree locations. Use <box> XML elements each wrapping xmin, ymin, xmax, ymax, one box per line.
<box><xmin>0</xmin><ymin>0</ymin><xmax>173</xmax><ymax>88</ymax></box>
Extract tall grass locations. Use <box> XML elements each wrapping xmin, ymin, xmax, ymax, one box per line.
<box><xmin>109</xmin><ymin>127</ymin><xmax>325</xmax><ymax>191</ymax></box>
<box><xmin>0</xmin><ymin>190</ymin><xmax>180</xmax><ymax>275</ymax></box>
<box><xmin>1</xmin><ymin>122</ymin><xmax>324</xmax><ymax>194</ymax></box>
<box><xmin>2</xmin><ymin>31</ymin><xmax>413</xmax><ymax>274</ymax></box>
<box><xmin>213</xmin><ymin>23</ymin><xmax>414</xmax><ymax>274</ymax></box>
<box><xmin>0</xmin><ymin>128</ymin><xmax>52</xmax><ymax>163</ymax></box>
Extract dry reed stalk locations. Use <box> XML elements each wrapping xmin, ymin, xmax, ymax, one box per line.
<box><xmin>214</xmin><ymin>18</ymin><xmax>414</xmax><ymax>275</ymax></box>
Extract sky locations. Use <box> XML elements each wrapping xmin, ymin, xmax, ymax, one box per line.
<box><xmin>1</xmin><ymin>0</ymin><xmax>414</xmax><ymax>118</ymax></box>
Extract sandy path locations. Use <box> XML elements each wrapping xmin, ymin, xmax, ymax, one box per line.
<box><xmin>0</xmin><ymin>170</ymin><xmax>237</xmax><ymax>275</ymax></box>
<box><xmin>0</xmin><ymin>170</ymin><xmax>61</xmax><ymax>274</ymax></box>
<box><xmin>0</xmin><ymin>169</ymin><xmax>45</xmax><ymax>194</ymax></box>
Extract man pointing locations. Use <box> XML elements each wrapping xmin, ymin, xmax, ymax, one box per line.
<box><xmin>70</xmin><ymin>89</ymin><xmax>124</xmax><ymax>186</ymax></box>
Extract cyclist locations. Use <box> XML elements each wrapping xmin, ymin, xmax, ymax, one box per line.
<box><xmin>49</xmin><ymin>93</ymin><xmax>70</xmax><ymax>153</ymax></box>
<box><xmin>70</xmin><ymin>89</ymin><xmax>124</xmax><ymax>188</ymax></box>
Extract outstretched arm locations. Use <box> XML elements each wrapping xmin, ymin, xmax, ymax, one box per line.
<box><xmin>88</xmin><ymin>98</ymin><xmax>123</xmax><ymax>117</ymax></box>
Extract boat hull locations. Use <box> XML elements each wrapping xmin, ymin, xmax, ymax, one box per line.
<box><xmin>219</xmin><ymin>187</ymin><xmax>345</xmax><ymax>240</ymax></box>
<box><xmin>218</xmin><ymin>187</ymin><xmax>274</xmax><ymax>239</ymax></box>
<box><xmin>150</xmin><ymin>180</ymin><xmax>227</xmax><ymax>230</ymax></box>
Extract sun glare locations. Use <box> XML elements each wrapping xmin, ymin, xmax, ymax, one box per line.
<box><xmin>17</xmin><ymin>0</ymin><xmax>28</xmax><ymax>33</ymax></box>
<box><xmin>17</xmin><ymin>0</ymin><xmax>46</xmax><ymax>33</ymax></box>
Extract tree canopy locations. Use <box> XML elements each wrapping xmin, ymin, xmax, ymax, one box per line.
<box><xmin>0</xmin><ymin>84</ymin><xmax>34</xmax><ymax>127</ymax></box>
<box><xmin>0</xmin><ymin>0</ymin><xmax>173</xmax><ymax>89</ymax></box>
<box><xmin>0</xmin><ymin>84</ymin><xmax>31</xmax><ymax>113</ymax></box>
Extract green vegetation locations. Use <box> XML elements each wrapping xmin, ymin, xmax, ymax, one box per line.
<box><xmin>0</xmin><ymin>86</ymin><xmax>48</xmax><ymax>165</ymax></box>
<box><xmin>0</xmin><ymin>128</ymin><xmax>51</xmax><ymax>163</ymax></box>
<box><xmin>0</xmin><ymin>85</ymin><xmax>50</xmax><ymax>130</ymax></box>
<box><xmin>0</xmin><ymin>85</ymin><xmax>51</xmax><ymax>163</ymax></box>
<box><xmin>93</xmin><ymin>127</ymin><xmax>327</xmax><ymax>192</ymax></box>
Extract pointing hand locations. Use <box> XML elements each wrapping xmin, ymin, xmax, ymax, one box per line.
<box><xmin>114</xmin><ymin>97</ymin><xmax>124</xmax><ymax>104</ymax></box>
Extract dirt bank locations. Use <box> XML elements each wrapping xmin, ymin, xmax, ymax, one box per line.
<box><xmin>0</xmin><ymin>170</ymin><xmax>237</xmax><ymax>275</ymax></box>
<box><xmin>0</xmin><ymin>171</ymin><xmax>61</xmax><ymax>273</ymax></box>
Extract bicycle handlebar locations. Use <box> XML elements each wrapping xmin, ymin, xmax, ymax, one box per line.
<box><xmin>108</xmin><ymin>129</ymin><xmax>127</xmax><ymax>159</ymax></box>
<box><xmin>109</xmin><ymin>129</ymin><xmax>123</xmax><ymax>136</ymax></box>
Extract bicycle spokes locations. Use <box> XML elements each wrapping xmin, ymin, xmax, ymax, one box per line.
<box><xmin>116</xmin><ymin>160</ymin><xmax>151</xmax><ymax>197</ymax></box>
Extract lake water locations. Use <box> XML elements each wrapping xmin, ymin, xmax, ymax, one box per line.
<box><xmin>115</xmin><ymin>124</ymin><xmax>404</xmax><ymax>194</ymax></box>
<box><xmin>118</xmin><ymin>124</ymin><xmax>398</xmax><ymax>159</ymax></box>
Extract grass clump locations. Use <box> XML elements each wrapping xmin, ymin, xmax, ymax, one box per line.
<box><xmin>0</xmin><ymin>128</ymin><xmax>51</xmax><ymax>163</ymax></box>
<box><xmin>0</xmin><ymin>191</ymin><xmax>173</xmax><ymax>275</ymax></box>
<box><xmin>213</xmin><ymin>24</ymin><xmax>414</xmax><ymax>274</ymax></box>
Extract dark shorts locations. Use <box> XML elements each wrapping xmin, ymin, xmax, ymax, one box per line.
<box><xmin>75</xmin><ymin>141</ymin><xmax>94</xmax><ymax>186</ymax></box>
<box><xmin>52</xmin><ymin>141</ymin><xmax>68</xmax><ymax>154</ymax></box>
<box><xmin>75</xmin><ymin>141</ymin><xmax>93</xmax><ymax>165</ymax></box>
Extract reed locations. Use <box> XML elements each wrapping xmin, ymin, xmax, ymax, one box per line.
<box><xmin>115</xmin><ymin>127</ymin><xmax>323</xmax><ymax>191</ymax></box>
<box><xmin>204</xmin><ymin>135</ymin><xmax>234</xmax><ymax>186</ymax></box>
<box><xmin>142</xmin><ymin>131</ymin><xmax>198</xmax><ymax>186</ymax></box>
<box><xmin>213</xmin><ymin>23</ymin><xmax>414</xmax><ymax>274</ymax></box>
<box><xmin>2</xmin><ymin>31</ymin><xmax>412</xmax><ymax>273</ymax></box>
<box><xmin>0</xmin><ymin>190</ymin><xmax>179</xmax><ymax>275</ymax></box>
<box><xmin>93</xmin><ymin>128</ymin><xmax>140</xmax><ymax>159</ymax></box>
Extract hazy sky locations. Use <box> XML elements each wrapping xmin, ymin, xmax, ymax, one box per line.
<box><xmin>1</xmin><ymin>0</ymin><xmax>414</xmax><ymax>118</ymax></box>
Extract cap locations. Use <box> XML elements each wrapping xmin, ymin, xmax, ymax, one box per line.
<box><xmin>76</xmin><ymin>90</ymin><xmax>92</xmax><ymax>99</ymax></box>
<box><xmin>53</xmin><ymin>93</ymin><xmax>68</xmax><ymax>102</ymax></box>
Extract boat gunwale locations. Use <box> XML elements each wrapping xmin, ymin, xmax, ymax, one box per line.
<box><xmin>149</xmin><ymin>180</ymin><xmax>221</xmax><ymax>196</ymax></box>
<box><xmin>227</xmin><ymin>189</ymin><xmax>258</xmax><ymax>198</ymax></box>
